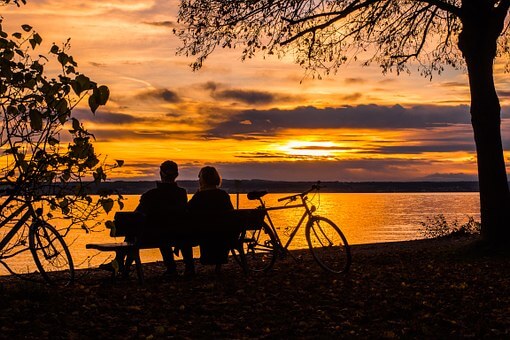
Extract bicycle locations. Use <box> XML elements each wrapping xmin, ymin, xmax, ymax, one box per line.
<box><xmin>0</xmin><ymin>190</ymin><xmax>74</xmax><ymax>285</ymax></box>
<box><xmin>232</xmin><ymin>183</ymin><xmax>351</xmax><ymax>274</ymax></box>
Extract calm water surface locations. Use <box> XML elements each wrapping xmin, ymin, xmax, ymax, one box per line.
<box><xmin>0</xmin><ymin>192</ymin><xmax>480</xmax><ymax>275</ymax></box>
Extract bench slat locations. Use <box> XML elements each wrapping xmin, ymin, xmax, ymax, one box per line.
<box><xmin>86</xmin><ymin>242</ymin><xmax>133</xmax><ymax>251</ymax></box>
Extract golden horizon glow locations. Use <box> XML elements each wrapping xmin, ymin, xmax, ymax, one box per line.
<box><xmin>1</xmin><ymin>1</ymin><xmax>507</xmax><ymax>181</ymax></box>
<box><xmin>280</xmin><ymin>141</ymin><xmax>342</xmax><ymax>158</ymax></box>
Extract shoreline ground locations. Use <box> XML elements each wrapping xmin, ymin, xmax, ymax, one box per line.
<box><xmin>0</xmin><ymin>236</ymin><xmax>508</xmax><ymax>338</ymax></box>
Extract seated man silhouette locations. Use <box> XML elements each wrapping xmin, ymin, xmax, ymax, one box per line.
<box><xmin>103</xmin><ymin>161</ymin><xmax>194</xmax><ymax>277</ymax></box>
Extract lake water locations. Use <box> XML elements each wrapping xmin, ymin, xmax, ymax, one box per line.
<box><xmin>0</xmin><ymin>192</ymin><xmax>480</xmax><ymax>275</ymax></box>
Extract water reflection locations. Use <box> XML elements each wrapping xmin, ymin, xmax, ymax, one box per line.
<box><xmin>0</xmin><ymin>192</ymin><xmax>480</xmax><ymax>274</ymax></box>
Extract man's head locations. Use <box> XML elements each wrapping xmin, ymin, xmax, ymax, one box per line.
<box><xmin>160</xmin><ymin>161</ymin><xmax>178</xmax><ymax>182</ymax></box>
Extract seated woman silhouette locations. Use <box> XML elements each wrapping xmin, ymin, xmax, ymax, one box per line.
<box><xmin>187</xmin><ymin>166</ymin><xmax>234</xmax><ymax>273</ymax></box>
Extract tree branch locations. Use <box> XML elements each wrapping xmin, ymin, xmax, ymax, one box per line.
<box><xmin>392</xmin><ymin>7</ymin><xmax>438</xmax><ymax>64</ymax></box>
<box><xmin>417</xmin><ymin>0</ymin><xmax>461</xmax><ymax>16</ymax></box>
<box><xmin>280</xmin><ymin>0</ymin><xmax>381</xmax><ymax>46</ymax></box>
<box><xmin>282</xmin><ymin>0</ymin><xmax>380</xmax><ymax>25</ymax></box>
<box><xmin>280</xmin><ymin>0</ymin><xmax>460</xmax><ymax>46</ymax></box>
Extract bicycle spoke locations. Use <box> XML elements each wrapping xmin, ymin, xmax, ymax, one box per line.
<box><xmin>306</xmin><ymin>217</ymin><xmax>351</xmax><ymax>274</ymax></box>
<box><xmin>232</xmin><ymin>223</ymin><xmax>277</xmax><ymax>272</ymax></box>
<box><xmin>30</xmin><ymin>221</ymin><xmax>74</xmax><ymax>285</ymax></box>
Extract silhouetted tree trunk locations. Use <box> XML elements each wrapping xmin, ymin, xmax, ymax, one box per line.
<box><xmin>459</xmin><ymin>2</ymin><xmax>510</xmax><ymax>244</ymax></box>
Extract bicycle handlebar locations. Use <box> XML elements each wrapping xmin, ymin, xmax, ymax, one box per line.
<box><xmin>277</xmin><ymin>182</ymin><xmax>323</xmax><ymax>202</ymax></box>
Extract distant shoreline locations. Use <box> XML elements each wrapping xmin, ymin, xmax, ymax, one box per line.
<box><xmin>96</xmin><ymin>180</ymin><xmax>480</xmax><ymax>195</ymax></box>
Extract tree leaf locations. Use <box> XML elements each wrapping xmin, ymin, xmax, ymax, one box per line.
<box><xmin>101</xmin><ymin>198</ymin><xmax>114</xmax><ymax>213</ymax></box>
<box><xmin>33</xmin><ymin>32</ymin><xmax>42</xmax><ymax>45</ymax></box>
<box><xmin>97</xmin><ymin>85</ymin><xmax>109</xmax><ymax>105</ymax></box>
<box><xmin>29</xmin><ymin>109</ymin><xmax>43</xmax><ymax>131</ymax></box>
<box><xmin>88</xmin><ymin>94</ymin><xmax>99</xmax><ymax>113</ymax></box>
<box><xmin>57</xmin><ymin>52</ymin><xmax>69</xmax><ymax>66</ymax></box>
<box><xmin>56</xmin><ymin>98</ymin><xmax>69</xmax><ymax>114</ymax></box>
<box><xmin>21</xmin><ymin>24</ymin><xmax>32</xmax><ymax>32</ymax></box>
<box><xmin>72</xmin><ymin>74</ymin><xmax>91</xmax><ymax>95</ymax></box>
<box><xmin>105</xmin><ymin>220</ymin><xmax>115</xmax><ymax>229</ymax></box>
<box><xmin>48</xmin><ymin>136</ymin><xmax>60</xmax><ymax>146</ymax></box>
<box><xmin>72</xmin><ymin>117</ymin><xmax>81</xmax><ymax>131</ymax></box>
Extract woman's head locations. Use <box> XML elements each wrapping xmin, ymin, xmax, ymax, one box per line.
<box><xmin>198</xmin><ymin>166</ymin><xmax>221</xmax><ymax>189</ymax></box>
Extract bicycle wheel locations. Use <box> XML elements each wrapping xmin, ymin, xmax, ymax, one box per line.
<box><xmin>29</xmin><ymin>220</ymin><xmax>74</xmax><ymax>285</ymax></box>
<box><xmin>305</xmin><ymin>216</ymin><xmax>351</xmax><ymax>274</ymax></box>
<box><xmin>232</xmin><ymin>222</ymin><xmax>277</xmax><ymax>272</ymax></box>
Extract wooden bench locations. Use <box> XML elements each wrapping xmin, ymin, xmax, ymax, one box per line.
<box><xmin>86</xmin><ymin>209</ymin><xmax>265</xmax><ymax>283</ymax></box>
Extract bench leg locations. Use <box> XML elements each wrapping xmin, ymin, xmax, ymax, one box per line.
<box><xmin>235</xmin><ymin>245</ymin><xmax>249</xmax><ymax>274</ymax></box>
<box><xmin>131</xmin><ymin>249</ymin><xmax>144</xmax><ymax>284</ymax></box>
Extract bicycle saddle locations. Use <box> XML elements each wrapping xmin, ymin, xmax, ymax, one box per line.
<box><xmin>247</xmin><ymin>191</ymin><xmax>268</xmax><ymax>200</ymax></box>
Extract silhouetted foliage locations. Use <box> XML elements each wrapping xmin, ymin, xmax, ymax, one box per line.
<box><xmin>176</xmin><ymin>0</ymin><xmax>510</xmax><ymax>245</ymax></box>
<box><xmin>420</xmin><ymin>214</ymin><xmax>481</xmax><ymax>239</ymax></box>
<box><xmin>0</xmin><ymin>2</ymin><xmax>121</xmax><ymax>267</ymax></box>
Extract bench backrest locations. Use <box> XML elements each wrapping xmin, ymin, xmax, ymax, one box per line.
<box><xmin>111</xmin><ymin>209</ymin><xmax>266</xmax><ymax>240</ymax></box>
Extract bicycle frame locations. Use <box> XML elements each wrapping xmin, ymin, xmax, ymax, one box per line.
<box><xmin>0</xmin><ymin>200</ymin><xmax>35</xmax><ymax>257</ymax></box>
<box><xmin>0</xmin><ymin>189</ymin><xmax>75</xmax><ymax>284</ymax></box>
<box><xmin>256</xmin><ymin>192</ymin><xmax>316</xmax><ymax>251</ymax></box>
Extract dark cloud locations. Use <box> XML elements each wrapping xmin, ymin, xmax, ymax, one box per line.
<box><xmin>143</xmin><ymin>21</ymin><xmax>175</xmax><ymax>27</ymax></box>
<box><xmin>344</xmin><ymin>78</ymin><xmax>366</xmax><ymax>84</ymax></box>
<box><xmin>73</xmin><ymin>110</ymin><xmax>144</xmax><ymax>125</ymax></box>
<box><xmin>340</xmin><ymin>93</ymin><xmax>363</xmax><ymax>101</ymax></box>
<box><xmin>214</xmin><ymin>89</ymin><xmax>276</xmax><ymax>105</ymax></box>
<box><xmin>88</xmin><ymin>128</ymin><xmax>200</xmax><ymax>142</ymax></box>
<box><xmin>440</xmin><ymin>81</ymin><xmax>467</xmax><ymax>88</ymax></box>
<box><xmin>202</xmin><ymin>81</ymin><xmax>220</xmax><ymax>91</ymax></box>
<box><xmin>136</xmin><ymin>88</ymin><xmax>181</xmax><ymax>103</ymax></box>
<box><xmin>120</xmin><ymin>159</ymin><xmax>477</xmax><ymax>182</ymax></box>
<box><xmin>498</xmin><ymin>90</ymin><xmax>510</xmax><ymax>98</ymax></box>
<box><xmin>377</xmin><ymin>79</ymin><xmax>397</xmax><ymax>84</ymax></box>
<box><xmin>185</xmin><ymin>158</ymin><xmax>447</xmax><ymax>181</ymax></box>
<box><xmin>166</xmin><ymin>112</ymin><xmax>183</xmax><ymax>118</ymax></box>
<box><xmin>206</xmin><ymin>104</ymin><xmax>472</xmax><ymax>138</ymax></box>
<box><xmin>375</xmin><ymin>143</ymin><xmax>475</xmax><ymax>154</ymax></box>
<box><xmin>202</xmin><ymin>82</ymin><xmax>295</xmax><ymax>105</ymax></box>
<box><xmin>89</xmin><ymin>61</ymin><xmax>107</xmax><ymax>68</ymax></box>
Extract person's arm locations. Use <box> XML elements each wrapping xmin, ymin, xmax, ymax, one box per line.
<box><xmin>187</xmin><ymin>192</ymin><xmax>200</xmax><ymax>210</ymax></box>
<box><xmin>135</xmin><ymin>192</ymin><xmax>148</xmax><ymax>213</ymax></box>
<box><xmin>223</xmin><ymin>191</ymin><xmax>234</xmax><ymax>210</ymax></box>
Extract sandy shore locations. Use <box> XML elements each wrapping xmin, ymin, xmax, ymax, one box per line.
<box><xmin>0</xmin><ymin>235</ymin><xmax>509</xmax><ymax>338</ymax></box>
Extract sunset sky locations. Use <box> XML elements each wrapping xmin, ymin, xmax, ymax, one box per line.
<box><xmin>3</xmin><ymin>0</ymin><xmax>510</xmax><ymax>182</ymax></box>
